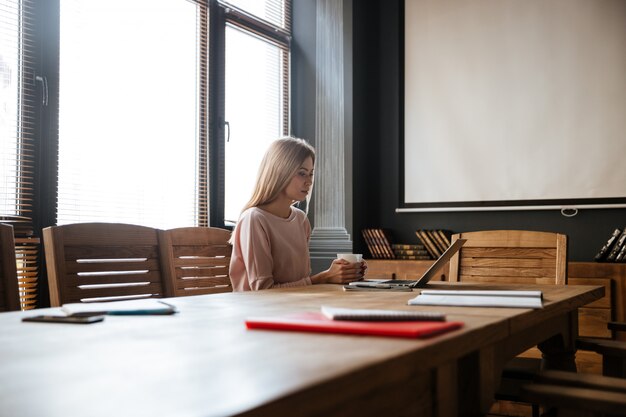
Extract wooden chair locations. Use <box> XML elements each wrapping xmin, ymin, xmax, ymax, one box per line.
<box><xmin>576</xmin><ymin>321</ymin><xmax>626</xmax><ymax>379</ymax></box>
<box><xmin>43</xmin><ymin>223</ymin><xmax>168</xmax><ymax>306</ymax></box>
<box><xmin>0</xmin><ymin>223</ymin><xmax>20</xmax><ymax>311</ymax></box>
<box><xmin>448</xmin><ymin>230</ymin><xmax>568</xmax><ymax>416</ymax></box>
<box><xmin>521</xmin><ymin>370</ymin><xmax>626</xmax><ymax>416</ymax></box>
<box><xmin>520</xmin><ymin>322</ymin><xmax>626</xmax><ymax>416</ymax></box>
<box><xmin>449</xmin><ymin>230</ymin><xmax>568</xmax><ymax>286</ymax></box>
<box><xmin>159</xmin><ymin>227</ymin><xmax>232</xmax><ymax>297</ymax></box>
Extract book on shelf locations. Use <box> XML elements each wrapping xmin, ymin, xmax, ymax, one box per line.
<box><xmin>362</xmin><ymin>228</ymin><xmax>395</xmax><ymax>259</ymax></box>
<box><xmin>428</xmin><ymin>230</ymin><xmax>448</xmax><ymax>253</ymax></box>
<box><xmin>393</xmin><ymin>248</ymin><xmax>429</xmax><ymax>256</ymax></box>
<box><xmin>394</xmin><ymin>254</ymin><xmax>431</xmax><ymax>260</ymax></box>
<box><xmin>435</xmin><ymin>230</ymin><xmax>451</xmax><ymax>247</ymax></box>
<box><xmin>362</xmin><ymin>229</ymin><xmax>382</xmax><ymax>259</ymax></box>
<box><xmin>594</xmin><ymin>228</ymin><xmax>624</xmax><ymax>262</ymax></box>
<box><xmin>376</xmin><ymin>229</ymin><xmax>396</xmax><ymax>259</ymax></box>
<box><xmin>606</xmin><ymin>229</ymin><xmax>626</xmax><ymax>262</ymax></box>
<box><xmin>391</xmin><ymin>243</ymin><xmax>426</xmax><ymax>251</ymax></box>
<box><xmin>415</xmin><ymin>230</ymin><xmax>441</xmax><ymax>258</ymax></box>
<box><xmin>365</xmin><ymin>228</ymin><xmax>385</xmax><ymax>259</ymax></box>
<box><xmin>616</xmin><ymin>240</ymin><xmax>626</xmax><ymax>262</ymax></box>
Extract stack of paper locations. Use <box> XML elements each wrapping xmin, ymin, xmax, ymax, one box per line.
<box><xmin>408</xmin><ymin>290</ymin><xmax>543</xmax><ymax>309</ymax></box>
<box><xmin>62</xmin><ymin>299</ymin><xmax>178</xmax><ymax>316</ymax></box>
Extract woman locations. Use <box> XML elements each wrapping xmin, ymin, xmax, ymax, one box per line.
<box><xmin>229</xmin><ymin>137</ymin><xmax>365</xmax><ymax>291</ymax></box>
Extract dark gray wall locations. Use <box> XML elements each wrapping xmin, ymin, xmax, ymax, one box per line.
<box><xmin>294</xmin><ymin>0</ymin><xmax>625</xmax><ymax>262</ymax></box>
<box><xmin>292</xmin><ymin>0</ymin><xmax>317</xmax><ymax>144</ymax></box>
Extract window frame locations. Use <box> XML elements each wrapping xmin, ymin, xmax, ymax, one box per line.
<box><xmin>4</xmin><ymin>0</ymin><xmax>292</xmax><ymax>307</ymax></box>
<box><xmin>35</xmin><ymin>0</ymin><xmax>291</xmax><ymax>231</ymax></box>
<box><xmin>210</xmin><ymin>0</ymin><xmax>292</xmax><ymax>227</ymax></box>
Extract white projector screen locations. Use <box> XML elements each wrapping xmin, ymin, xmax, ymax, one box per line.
<box><xmin>401</xmin><ymin>0</ymin><xmax>626</xmax><ymax>212</ymax></box>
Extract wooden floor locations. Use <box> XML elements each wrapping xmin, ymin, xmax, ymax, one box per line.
<box><xmin>488</xmin><ymin>401</ymin><xmax>535</xmax><ymax>417</ymax></box>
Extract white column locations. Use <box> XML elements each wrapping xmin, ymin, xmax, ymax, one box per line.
<box><xmin>309</xmin><ymin>0</ymin><xmax>352</xmax><ymax>273</ymax></box>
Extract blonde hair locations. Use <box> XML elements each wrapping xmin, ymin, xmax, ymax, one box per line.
<box><xmin>241</xmin><ymin>136</ymin><xmax>316</xmax><ymax>213</ymax></box>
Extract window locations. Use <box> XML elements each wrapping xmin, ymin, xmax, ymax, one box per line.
<box><xmin>0</xmin><ymin>0</ymin><xmax>39</xmax><ymax>309</ymax></box>
<box><xmin>224</xmin><ymin>24</ymin><xmax>289</xmax><ymax>223</ymax></box>
<box><xmin>55</xmin><ymin>0</ymin><xmax>291</xmax><ymax>229</ymax></box>
<box><xmin>221</xmin><ymin>0</ymin><xmax>291</xmax><ymax>224</ymax></box>
<box><xmin>0</xmin><ymin>0</ymin><xmax>291</xmax><ymax>308</ymax></box>
<box><xmin>57</xmin><ymin>0</ymin><xmax>206</xmax><ymax>228</ymax></box>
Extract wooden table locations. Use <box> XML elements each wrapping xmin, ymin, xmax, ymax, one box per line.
<box><xmin>0</xmin><ymin>283</ymin><xmax>603</xmax><ymax>417</ymax></box>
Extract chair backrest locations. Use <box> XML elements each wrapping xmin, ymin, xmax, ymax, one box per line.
<box><xmin>448</xmin><ymin>230</ymin><xmax>568</xmax><ymax>285</ymax></box>
<box><xmin>43</xmin><ymin>223</ymin><xmax>167</xmax><ymax>306</ymax></box>
<box><xmin>159</xmin><ymin>227</ymin><xmax>232</xmax><ymax>297</ymax></box>
<box><xmin>0</xmin><ymin>223</ymin><xmax>20</xmax><ymax>311</ymax></box>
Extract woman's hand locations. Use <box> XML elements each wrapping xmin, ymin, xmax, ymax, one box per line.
<box><xmin>311</xmin><ymin>259</ymin><xmax>368</xmax><ymax>284</ymax></box>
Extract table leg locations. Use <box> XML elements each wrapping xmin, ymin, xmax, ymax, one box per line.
<box><xmin>455</xmin><ymin>348</ymin><xmax>499</xmax><ymax>417</ymax></box>
<box><xmin>435</xmin><ymin>362</ymin><xmax>458</xmax><ymax>417</ymax></box>
<box><xmin>538</xmin><ymin>311</ymin><xmax>578</xmax><ymax>372</ymax></box>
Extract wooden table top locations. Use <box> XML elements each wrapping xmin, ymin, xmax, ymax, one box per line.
<box><xmin>0</xmin><ymin>282</ymin><xmax>603</xmax><ymax>417</ymax></box>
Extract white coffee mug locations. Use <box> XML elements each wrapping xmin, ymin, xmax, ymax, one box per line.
<box><xmin>337</xmin><ymin>253</ymin><xmax>363</xmax><ymax>263</ymax></box>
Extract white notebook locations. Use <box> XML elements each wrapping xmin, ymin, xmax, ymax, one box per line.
<box><xmin>321</xmin><ymin>306</ymin><xmax>446</xmax><ymax>321</ymax></box>
<box><xmin>408</xmin><ymin>290</ymin><xmax>543</xmax><ymax>309</ymax></box>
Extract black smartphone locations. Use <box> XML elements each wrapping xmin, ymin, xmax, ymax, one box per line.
<box><xmin>22</xmin><ymin>315</ymin><xmax>105</xmax><ymax>324</ymax></box>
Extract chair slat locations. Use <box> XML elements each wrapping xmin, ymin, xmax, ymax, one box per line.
<box><xmin>459</xmin><ymin>266</ymin><xmax>557</xmax><ymax>279</ymax></box>
<box><xmin>175</xmin><ymin>285</ymin><xmax>231</xmax><ymax>296</ymax></box>
<box><xmin>175</xmin><ymin>276</ymin><xmax>231</xmax><ymax>290</ymax></box>
<box><xmin>64</xmin><ymin>245</ymin><xmax>159</xmax><ymax>260</ymax></box>
<box><xmin>457</xmin><ymin>275</ymin><xmax>560</xmax><ymax>285</ymax></box>
<box><xmin>64</xmin><ymin>270</ymin><xmax>164</xmax><ymax>286</ymax></box>
<box><xmin>460</xmin><ymin>257</ymin><xmax>556</xmax><ymax>268</ymax></box>
<box><xmin>65</xmin><ymin>258</ymin><xmax>161</xmax><ymax>274</ymax></box>
<box><xmin>60</xmin><ymin>223</ymin><xmax>160</xmax><ymax>246</ymax></box>
<box><xmin>173</xmin><ymin>245</ymin><xmax>231</xmax><ymax>258</ymax></box>
<box><xmin>461</xmin><ymin>247</ymin><xmax>557</xmax><ymax>259</ymax></box>
<box><xmin>65</xmin><ymin>282</ymin><xmax>164</xmax><ymax>303</ymax></box>
<box><xmin>458</xmin><ymin>230</ymin><xmax>561</xmax><ymax>248</ymax></box>
<box><xmin>172</xmin><ymin>257</ymin><xmax>229</xmax><ymax>268</ymax></box>
<box><xmin>176</xmin><ymin>266</ymin><xmax>229</xmax><ymax>279</ymax></box>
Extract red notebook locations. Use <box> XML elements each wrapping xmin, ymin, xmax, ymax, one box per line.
<box><xmin>245</xmin><ymin>312</ymin><xmax>463</xmax><ymax>339</ymax></box>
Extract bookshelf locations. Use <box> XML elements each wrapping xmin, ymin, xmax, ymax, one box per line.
<box><xmin>365</xmin><ymin>259</ymin><xmax>447</xmax><ymax>281</ymax></box>
<box><xmin>361</xmin><ymin>228</ymin><xmax>451</xmax><ymax>260</ymax></box>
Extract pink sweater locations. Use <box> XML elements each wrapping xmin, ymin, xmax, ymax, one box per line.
<box><xmin>229</xmin><ymin>206</ymin><xmax>313</xmax><ymax>291</ymax></box>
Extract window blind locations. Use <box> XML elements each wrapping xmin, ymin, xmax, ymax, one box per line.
<box><xmin>0</xmin><ymin>0</ymin><xmax>39</xmax><ymax>310</ymax></box>
<box><xmin>57</xmin><ymin>0</ymin><xmax>209</xmax><ymax>229</ymax></box>
<box><xmin>220</xmin><ymin>0</ymin><xmax>291</xmax><ymax>32</ymax></box>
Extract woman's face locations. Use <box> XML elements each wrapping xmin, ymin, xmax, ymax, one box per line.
<box><xmin>282</xmin><ymin>156</ymin><xmax>314</xmax><ymax>202</ymax></box>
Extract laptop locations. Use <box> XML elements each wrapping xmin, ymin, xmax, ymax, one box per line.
<box><xmin>347</xmin><ymin>238</ymin><xmax>467</xmax><ymax>290</ymax></box>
